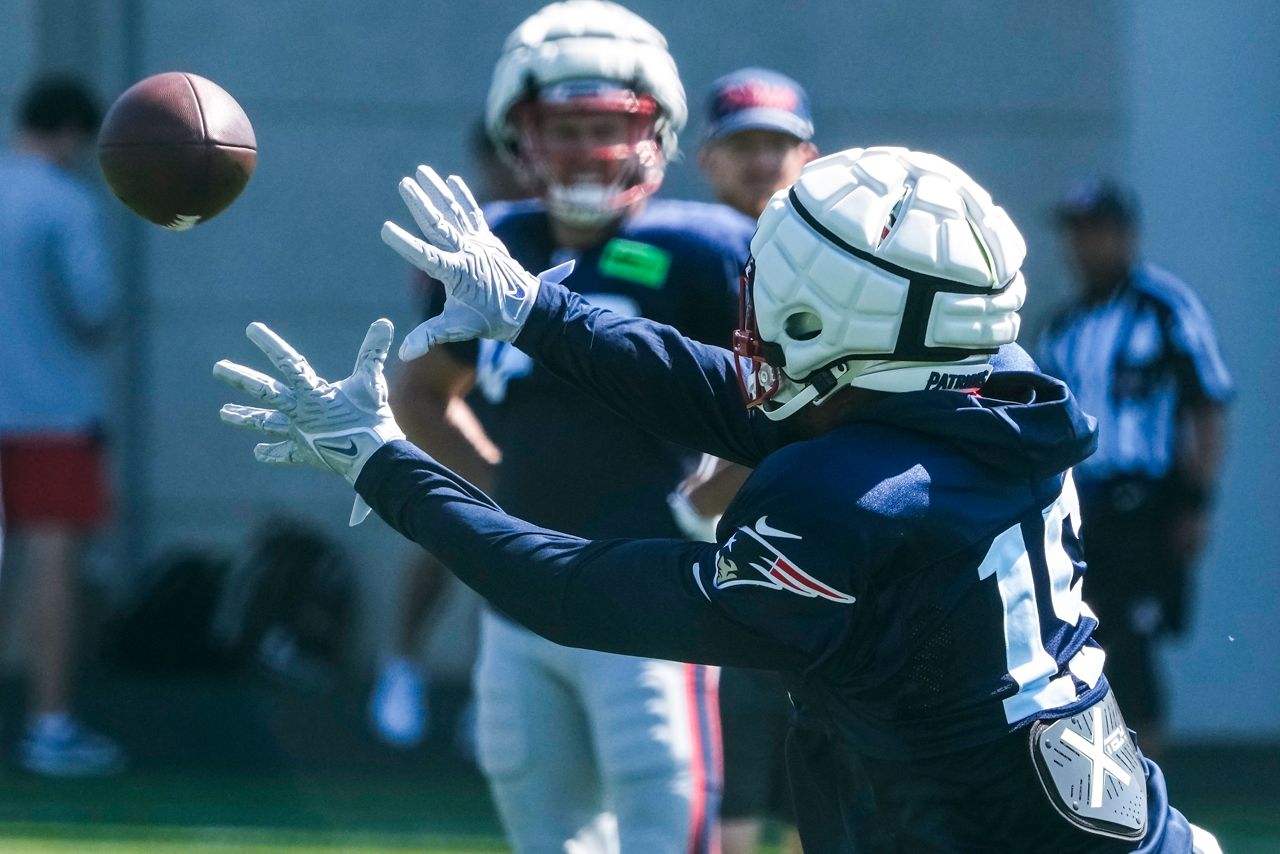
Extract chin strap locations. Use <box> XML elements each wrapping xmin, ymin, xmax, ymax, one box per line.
<box><xmin>762</xmin><ymin>363</ymin><xmax>852</xmax><ymax>421</ymax></box>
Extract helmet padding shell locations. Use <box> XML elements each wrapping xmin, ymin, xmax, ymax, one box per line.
<box><xmin>746</xmin><ymin>146</ymin><xmax>1026</xmax><ymax>411</ymax></box>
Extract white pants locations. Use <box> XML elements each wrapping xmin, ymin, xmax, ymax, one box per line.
<box><xmin>475</xmin><ymin>610</ymin><xmax>720</xmax><ymax>854</ymax></box>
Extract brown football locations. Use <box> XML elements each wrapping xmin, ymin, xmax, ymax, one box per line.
<box><xmin>98</xmin><ymin>72</ymin><xmax>256</xmax><ymax>230</ymax></box>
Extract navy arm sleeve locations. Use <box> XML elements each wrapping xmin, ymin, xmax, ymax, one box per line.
<box><xmin>356</xmin><ymin>440</ymin><xmax>812</xmax><ymax>670</ymax></box>
<box><xmin>515</xmin><ymin>281</ymin><xmax>782</xmax><ymax>467</ymax></box>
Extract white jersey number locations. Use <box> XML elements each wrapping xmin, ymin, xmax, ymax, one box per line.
<box><xmin>976</xmin><ymin>473</ymin><xmax>1103</xmax><ymax>724</ymax></box>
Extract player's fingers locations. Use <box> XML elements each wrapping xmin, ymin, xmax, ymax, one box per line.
<box><xmin>381</xmin><ymin>221</ymin><xmax>462</xmax><ymax>280</ymax></box>
<box><xmin>415</xmin><ymin>165</ymin><xmax>468</xmax><ymax>228</ymax></box>
<box><xmin>446</xmin><ymin>175</ymin><xmax>486</xmax><ymax>231</ymax></box>
<box><xmin>399</xmin><ymin>302</ymin><xmax>484</xmax><ymax>358</ymax></box>
<box><xmin>381</xmin><ymin>220</ymin><xmax>437</xmax><ymax>267</ymax></box>
<box><xmin>352</xmin><ymin>318</ymin><xmax>394</xmax><ymax>377</ymax></box>
<box><xmin>254</xmin><ymin>440</ymin><xmax>307</xmax><ymax>465</ymax></box>
<box><xmin>398</xmin><ymin>315</ymin><xmax>475</xmax><ymax>361</ymax></box>
<box><xmin>244</xmin><ymin>323</ymin><xmax>321</xmax><ymax>390</ymax></box>
<box><xmin>219</xmin><ymin>403</ymin><xmax>292</xmax><ymax>437</ymax></box>
<box><xmin>398</xmin><ymin>177</ymin><xmax>456</xmax><ymax>247</ymax></box>
<box><xmin>398</xmin><ymin>176</ymin><xmax>462</xmax><ymax>250</ymax></box>
<box><xmin>213</xmin><ymin>359</ymin><xmax>296</xmax><ymax>409</ymax></box>
<box><xmin>398</xmin><ymin>319</ymin><xmax>436</xmax><ymax>361</ymax></box>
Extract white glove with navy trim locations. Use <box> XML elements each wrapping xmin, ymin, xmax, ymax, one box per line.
<box><xmin>380</xmin><ymin>166</ymin><xmax>546</xmax><ymax>361</ymax></box>
<box><xmin>214</xmin><ymin>319</ymin><xmax>405</xmax><ymax>496</ymax></box>
<box><xmin>666</xmin><ymin>489</ymin><xmax>721</xmax><ymax>544</ymax></box>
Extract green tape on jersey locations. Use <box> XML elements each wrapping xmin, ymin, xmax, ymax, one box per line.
<box><xmin>599</xmin><ymin>239</ymin><xmax>672</xmax><ymax>289</ymax></box>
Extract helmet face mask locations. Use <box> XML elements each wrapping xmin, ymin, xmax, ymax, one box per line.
<box><xmin>486</xmin><ymin>1</ymin><xmax>687</xmax><ymax>227</ymax></box>
<box><xmin>512</xmin><ymin>81</ymin><xmax>664</xmax><ymax>227</ymax></box>
<box><xmin>733</xmin><ymin>257</ymin><xmax>783</xmax><ymax>409</ymax></box>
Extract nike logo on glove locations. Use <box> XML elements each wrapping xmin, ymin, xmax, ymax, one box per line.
<box><xmin>315</xmin><ymin>438</ymin><xmax>360</xmax><ymax>457</ymax></box>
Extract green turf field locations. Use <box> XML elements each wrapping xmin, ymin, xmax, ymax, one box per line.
<box><xmin>0</xmin><ymin>763</ymin><xmax>1277</xmax><ymax>853</ymax></box>
<box><xmin>0</xmin><ymin>827</ymin><xmax>502</xmax><ymax>853</ymax></box>
<box><xmin>1</xmin><ymin>675</ymin><xmax>1274</xmax><ymax>852</ymax></box>
<box><xmin>0</xmin><ymin>769</ymin><xmax>506</xmax><ymax>853</ymax></box>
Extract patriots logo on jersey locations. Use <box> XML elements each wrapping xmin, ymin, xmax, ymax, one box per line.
<box><xmin>712</xmin><ymin>517</ymin><xmax>856</xmax><ymax>604</ymax></box>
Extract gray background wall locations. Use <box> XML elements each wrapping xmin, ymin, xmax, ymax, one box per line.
<box><xmin>2</xmin><ymin>0</ymin><xmax>1275</xmax><ymax>738</ymax></box>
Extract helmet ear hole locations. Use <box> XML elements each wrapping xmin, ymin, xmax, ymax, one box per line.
<box><xmin>785</xmin><ymin>310</ymin><xmax>823</xmax><ymax>341</ymax></box>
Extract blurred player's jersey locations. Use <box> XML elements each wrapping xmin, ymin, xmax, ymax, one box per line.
<box><xmin>426</xmin><ymin>198</ymin><xmax>753</xmax><ymax>540</ymax></box>
<box><xmin>1038</xmin><ymin>262</ymin><xmax>1232</xmax><ymax>482</ymax></box>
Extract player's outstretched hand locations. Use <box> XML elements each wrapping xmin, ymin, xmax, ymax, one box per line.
<box><xmin>381</xmin><ymin>166</ymin><xmax>543</xmax><ymax>360</ymax></box>
<box><xmin>214</xmin><ymin>319</ymin><xmax>406</xmax><ymax>486</ymax></box>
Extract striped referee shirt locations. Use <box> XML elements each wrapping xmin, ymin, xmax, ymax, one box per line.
<box><xmin>1038</xmin><ymin>262</ymin><xmax>1233</xmax><ymax>483</ymax></box>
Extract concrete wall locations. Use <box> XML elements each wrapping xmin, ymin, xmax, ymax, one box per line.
<box><xmin>3</xmin><ymin>1</ymin><xmax>1274</xmax><ymax>735</ymax></box>
<box><xmin>1126</xmin><ymin>0</ymin><xmax>1280</xmax><ymax>738</ymax></box>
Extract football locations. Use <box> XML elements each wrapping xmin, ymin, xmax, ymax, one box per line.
<box><xmin>98</xmin><ymin>72</ymin><xmax>256</xmax><ymax>230</ymax></box>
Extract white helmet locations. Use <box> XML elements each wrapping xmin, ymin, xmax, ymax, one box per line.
<box><xmin>733</xmin><ymin>146</ymin><xmax>1027</xmax><ymax>420</ymax></box>
<box><xmin>485</xmin><ymin>0</ymin><xmax>687</xmax><ymax>227</ymax></box>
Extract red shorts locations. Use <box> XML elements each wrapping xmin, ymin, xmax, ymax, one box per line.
<box><xmin>0</xmin><ymin>434</ymin><xmax>110</xmax><ymax>528</ymax></box>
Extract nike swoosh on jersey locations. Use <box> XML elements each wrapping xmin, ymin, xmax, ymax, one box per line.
<box><xmin>755</xmin><ymin>516</ymin><xmax>802</xmax><ymax>540</ymax></box>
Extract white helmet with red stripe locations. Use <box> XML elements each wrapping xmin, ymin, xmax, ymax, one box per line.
<box><xmin>734</xmin><ymin>146</ymin><xmax>1027</xmax><ymax>420</ymax></box>
<box><xmin>485</xmin><ymin>0</ymin><xmax>686</xmax><ymax>227</ymax></box>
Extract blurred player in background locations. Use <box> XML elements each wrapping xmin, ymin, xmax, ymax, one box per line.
<box><xmin>0</xmin><ymin>75</ymin><xmax>126</xmax><ymax>777</ymax></box>
<box><xmin>368</xmin><ymin>120</ymin><xmax>527</xmax><ymax>751</ymax></box>
<box><xmin>1038</xmin><ymin>179</ymin><xmax>1232</xmax><ymax>760</ymax></box>
<box><xmin>673</xmin><ymin>67</ymin><xmax>821</xmax><ymax>527</ymax></box>
<box><xmin>378</xmin><ymin>2</ymin><xmax>751</xmax><ymax>850</ymax></box>
<box><xmin>697</xmin><ymin>68</ymin><xmax>819</xmax><ymax>222</ymax></box>
<box><xmin>686</xmin><ymin>67</ymin><xmax>817</xmax><ymax>854</ymax></box>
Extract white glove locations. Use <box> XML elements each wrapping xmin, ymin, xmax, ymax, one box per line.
<box><xmin>666</xmin><ymin>490</ymin><xmax>721</xmax><ymax>544</ymax></box>
<box><xmin>214</xmin><ymin>319</ymin><xmax>406</xmax><ymax>494</ymax></box>
<box><xmin>380</xmin><ymin>165</ymin><xmax>544</xmax><ymax>361</ymax></box>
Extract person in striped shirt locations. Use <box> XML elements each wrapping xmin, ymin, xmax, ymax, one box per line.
<box><xmin>1038</xmin><ymin>178</ymin><xmax>1233</xmax><ymax>760</ymax></box>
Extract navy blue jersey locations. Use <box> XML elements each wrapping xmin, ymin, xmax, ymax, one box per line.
<box><xmin>358</xmin><ymin>282</ymin><xmax>1194</xmax><ymax>851</ymax></box>
<box><xmin>1038</xmin><ymin>262</ymin><xmax>1233</xmax><ymax>483</ymax></box>
<box><xmin>426</xmin><ymin>198</ymin><xmax>753</xmax><ymax>539</ymax></box>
